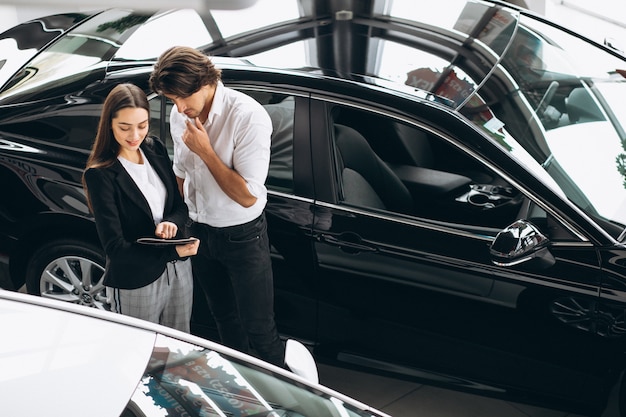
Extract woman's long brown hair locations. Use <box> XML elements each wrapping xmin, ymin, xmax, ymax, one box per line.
<box><xmin>82</xmin><ymin>83</ymin><xmax>150</xmax><ymax>211</ymax></box>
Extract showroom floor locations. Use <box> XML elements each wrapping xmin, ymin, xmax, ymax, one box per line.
<box><xmin>317</xmin><ymin>362</ymin><xmax>614</xmax><ymax>417</ymax></box>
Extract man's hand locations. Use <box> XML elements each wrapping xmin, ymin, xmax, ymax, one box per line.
<box><xmin>180</xmin><ymin>116</ymin><xmax>258</xmax><ymax>208</ymax></box>
<box><xmin>175</xmin><ymin>238</ymin><xmax>200</xmax><ymax>257</ymax></box>
<box><xmin>182</xmin><ymin>117</ymin><xmax>213</xmax><ymax>158</ymax></box>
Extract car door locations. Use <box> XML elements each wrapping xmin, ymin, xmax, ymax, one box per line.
<box><xmin>307</xmin><ymin>97</ymin><xmax>615</xmax><ymax>411</ymax></box>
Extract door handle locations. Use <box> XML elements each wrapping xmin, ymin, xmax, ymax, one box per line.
<box><xmin>319</xmin><ymin>232</ymin><xmax>378</xmax><ymax>253</ymax></box>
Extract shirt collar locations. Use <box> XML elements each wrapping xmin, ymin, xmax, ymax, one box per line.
<box><xmin>207</xmin><ymin>81</ymin><xmax>225</xmax><ymax>125</ymax></box>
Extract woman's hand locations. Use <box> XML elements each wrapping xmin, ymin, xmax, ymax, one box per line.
<box><xmin>155</xmin><ymin>221</ymin><xmax>178</xmax><ymax>239</ymax></box>
<box><xmin>176</xmin><ymin>238</ymin><xmax>200</xmax><ymax>257</ymax></box>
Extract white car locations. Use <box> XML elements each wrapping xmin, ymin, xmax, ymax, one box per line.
<box><xmin>0</xmin><ymin>290</ymin><xmax>389</xmax><ymax>417</ymax></box>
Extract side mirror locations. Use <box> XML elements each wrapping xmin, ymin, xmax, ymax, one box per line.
<box><xmin>490</xmin><ymin>219</ymin><xmax>555</xmax><ymax>269</ymax></box>
<box><xmin>284</xmin><ymin>339</ymin><xmax>319</xmax><ymax>384</ymax></box>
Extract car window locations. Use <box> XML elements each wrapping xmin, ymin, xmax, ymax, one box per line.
<box><xmin>379</xmin><ymin>40</ymin><xmax>480</xmax><ymax>110</ymax></box>
<box><xmin>148</xmin><ymin>95</ymin><xmax>169</xmax><ymax>154</ymax></box>
<box><xmin>113</xmin><ymin>9</ymin><xmax>212</xmax><ymax>62</ymax></box>
<box><xmin>162</xmin><ymin>90</ymin><xmax>296</xmax><ymax>193</ymax></box>
<box><xmin>253</xmin><ymin>92</ymin><xmax>296</xmax><ymax>193</ymax></box>
<box><xmin>330</xmin><ymin>104</ymin><xmax>523</xmax><ymax>230</ymax></box>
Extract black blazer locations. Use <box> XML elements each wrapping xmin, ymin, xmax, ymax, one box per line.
<box><xmin>84</xmin><ymin>137</ymin><xmax>189</xmax><ymax>289</ymax></box>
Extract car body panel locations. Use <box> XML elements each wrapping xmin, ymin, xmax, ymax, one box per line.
<box><xmin>0</xmin><ymin>290</ymin><xmax>389</xmax><ymax>417</ymax></box>
<box><xmin>0</xmin><ymin>292</ymin><xmax>157</xmax><ymax>416</ymax></box>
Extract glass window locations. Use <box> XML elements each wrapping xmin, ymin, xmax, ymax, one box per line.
<box><xmin>331</xmin><ymin>104</ymin><xmax>522</xmax><ymax>229</ymax></box>
<box><xmin>148</xmin><ymin>95</ymin><xmax>171</xmax><ymax>156</ymax></box>
<box><xmin>114</xmin><ymin>9</ymin><xmax>212</xmax><ymax>61</ymax></box>
<box><xmin>254</xmin><ymin>92</ymin><xmax>296</xmax><ymax>193</ymax></box>
<box><xmin>245</xmin><ymin>41</ymin><xmax>310</xmax><ymax>69</ymax></box>
<box><xmin>123</xmin><ymin>333</ymin><xmax>379</xmax><ymax>417</ymax></box>
<box><xmin>471</xmin><ymin>15</ymin><xmax>626</xmax><ymax>230</ymax></box>
<box><xmin>0</xmin><ymin>9</ymin><xmax>142</xmax><ymax>105</ymax></box>
<box><xmin>162</xmin><ymin>90</ymin><xmax>295</xmax><ymax>193</ymax></box>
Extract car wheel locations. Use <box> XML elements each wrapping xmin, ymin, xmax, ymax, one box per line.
<box><xmin>25</xmin><ymin>240</ymin><xmax>109</xmax><ymax>310</ymax></box>
<box><xmin>550</xmin><ymin>296</ymin><xmax>626</xmax><ymax>338</ymax></box>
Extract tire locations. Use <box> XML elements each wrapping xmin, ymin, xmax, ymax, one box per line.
<box><xmin>25</xmin><ymin>239</ymin><xmax>108</xmax><ymax>310</ymax></box>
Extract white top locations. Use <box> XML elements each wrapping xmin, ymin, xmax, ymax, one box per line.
<box><xmin>170</xmin><ymin>81</ymin><xmax>272</xmax><ymax>227</ymax></box>
<box><xmin>118</xmin><ymin>148</ymin><xmax>167</xmax><ymax>224</ymax></box>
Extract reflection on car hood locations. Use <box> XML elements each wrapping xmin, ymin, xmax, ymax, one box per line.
<box><xmin>0</xmin><ymin>12</ymin><xmax>94</xmax><ymax>90</ymax></box>
<box><xmin>0</xmin><ymin>291</ymin><xmax>156</xmax><ymax>417</ymax></box>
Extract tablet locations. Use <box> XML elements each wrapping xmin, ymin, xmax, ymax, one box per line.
<box><xmin>136</xmin><ymin>237</ymin><xmax>198</xmax><ymax>246</ymax></box>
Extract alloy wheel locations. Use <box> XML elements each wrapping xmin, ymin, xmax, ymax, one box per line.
<box><xmin>40</xmin><ymin>255</ymin><xmax>109</xmax><ymax>310</ymax></box>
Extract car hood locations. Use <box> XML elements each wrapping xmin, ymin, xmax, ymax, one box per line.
<box><xmin>0</xmin><ymin>8</ymin><xmax>214</xmax><ymax>106</ymax></box>
<box><xmin>0</xmin><ymin>291</ymin><xmax>156</xmax><ymax>417</ymax></box>
<box><xmin>0</xmin><ymin>12</ymin><xmax>95</xmax><ymax>91</ymax></box>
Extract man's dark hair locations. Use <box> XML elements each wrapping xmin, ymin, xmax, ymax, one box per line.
<box><xmin>150</xmin><ymin>46</ymin><xmax>222</xmax><ymax>97</ymax></box>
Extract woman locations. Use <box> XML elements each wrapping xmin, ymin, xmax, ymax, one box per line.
<box><xmin>83</xmin><ymin>83</ymin><xmax>199</xmax><ymax>332</ymax></box>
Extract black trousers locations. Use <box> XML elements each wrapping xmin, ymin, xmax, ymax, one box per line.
<box><xmin>191</xmin><ymin>213</ymin><xmax>285</xmax><ymax>366</ymax></box>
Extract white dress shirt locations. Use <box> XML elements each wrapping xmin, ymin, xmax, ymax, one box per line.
<box><xmin>170</xmin><ymin>81</ymin><xmax>272</xmax><ymax>227</ymax></box>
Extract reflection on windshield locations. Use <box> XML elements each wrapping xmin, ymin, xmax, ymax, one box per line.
<box><xmin>210</xmin><ymin>0</ymin><xmax>301</xmax><ymax>38</ymax></box>
<box><xmin>0</xmin><ymin>9</ymin><xmax>140</xmax><ymax>104</ymax></box>
<box><xmin>494</xmin><ymin>15</ymin><xmax>626</xmax><ymax>227</ymax></box>
<box><xmin>114</xmin><ymin>9</ymin><xmax>212</xmax><ymax>61</ymax></box>
<box><xmin>449</xmin><ymin>5</ymin><xmax>626</xmax><ymax>228</ymax></box>
<box><xmin>124</xmin><ymin>334</ymin><xmax>378</xmax><ymax>417</ymax></box>
<box><xmin>0</xmin><ymin>9</ymin><xmax>214</xmax><ymax>106</ymax></box>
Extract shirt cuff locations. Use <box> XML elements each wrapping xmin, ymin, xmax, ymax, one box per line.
<box><xmin>172</xmin><ymin>164</ymin><xmax>186</xmax><ymax>179</ymax></box>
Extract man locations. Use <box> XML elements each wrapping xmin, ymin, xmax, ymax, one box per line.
<box><xmin>149</xmin><ymin>46</ymin><xmax>284</xmax><ymax>366</ymax></box>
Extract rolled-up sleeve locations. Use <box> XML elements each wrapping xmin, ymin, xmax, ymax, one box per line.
<box><xmin>234</xmin><ymin>108</ymin><xmax>272</xmax><ymax>198</ymax></box>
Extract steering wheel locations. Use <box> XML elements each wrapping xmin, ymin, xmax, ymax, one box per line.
<box><xmin>535</xmin><ymin>80</ymin><xmax>559</xmax><ymax>115</ymax></box>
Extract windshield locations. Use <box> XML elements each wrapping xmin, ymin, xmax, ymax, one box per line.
<box><xmin>453</xmin><ymin>7</ymin><xmax>626</xmax><ymax>231</ymax></box>
<box><xmin>127</xmin><ymin>333</ymin><xmax>382</xmax><ymax>417</ymax></box>
<box><xmin>370</xmin><ymin>1</ymin><xmax>626</xmax><ymax>231</ymax></box>
<box><xmin>0</xmin><ymin>9</ymin><xmax>211</xmax><ymax>105</ymax></box>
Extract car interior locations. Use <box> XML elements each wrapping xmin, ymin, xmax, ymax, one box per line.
<box><xmin>334</xmin><ymin>123</ymin><xmax>415</xmax><ymax>214</ymax></box>
<box><xmin>331</xmin><ymin>105</ymin><xmax>524</xmax><ymax>229</ymax></box>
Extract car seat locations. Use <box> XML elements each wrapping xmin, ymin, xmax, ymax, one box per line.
<box><xmin>566</xmin><ymin>87</ymin><xmax>604</xmax><ymax>124</ymax></box>
<box><xmin>334</xmin><ymin>123</ymin><xmax>414</xmax><ymax>214</ymax></box>
<box><xmin>264</xmin><ymin>96</ymin><xmax>295</xmax><ymax>191</ymax></box>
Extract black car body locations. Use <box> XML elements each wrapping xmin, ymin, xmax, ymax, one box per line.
<box><xmin>1</xmin><ymin>2</ymin><xmax>626</xmax><ymax>416</ymax></box>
